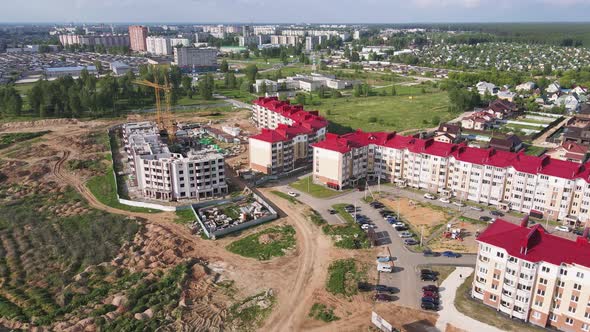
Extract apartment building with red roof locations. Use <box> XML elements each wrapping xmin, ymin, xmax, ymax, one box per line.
<box><xmin>249</xmin><ymin>97</ymin><xmax>328</xmax><ymax>175</ymax></box>
<box><xmin>312</xmin><ymin>129</ymin><xmax>590</xmax><ymax>224</ymax></box>
<box><xmin>474</xmin><ymin>217</ymin><xmax>590</xmax><ymax>331</ymax></box>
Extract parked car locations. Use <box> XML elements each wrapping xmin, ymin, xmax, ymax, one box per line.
<box><xmin>555</xmin><ymin>225</ymin><xmax>571</xmax><ymax>232</ymax></box>
<box><xmin>399</xmin><ymin>231</ymin><xmax>413</xmax><ymax>238</ymax></box>
<box><xmin>490</xmin><ymin>210</ymin><xmax>504</xmax><ymax>216</ymax></box>
<box><xmin>404</xmin><ymin>239</ymin><xmax>418</xmax><ymax>245</ymax></box>
<box><xmin>358</xmin><ymin>282</ymin><xmax>372</xmax><ymax>292</ymax></box>
<box><xmin>423</xmin><ymin>249</ymin><xmax>440</xmax><ymax>257</ymax></box>
<box><xmin>421</xmin><ymin>302</ymin><xmax>438</xmax><ymax>311</ymax></box>
<box><xmin>422</xmin><ymin>285</ymin><xmax>439</xmax><ymax>292</ymax></box>
<box><xmin>393</xmin><ymin>222</ymin><xmax>405</xmax><ymax>227</ymax></box>
<box><xmin>386</xmin><ymin>218</ymin><xmax>397</xmax><ymax>224</ymax></box>
<box><xmin>422</xmin><ymin>291</ymin><xmax>439</xmax><ymax>298</ymax></box>
<box><xmin>438</xmin><ymin>197</ymin><xmax>451</xmax><ymax>204</ymax></box>
<box><xmin>478</xmin><ymin>216</ymin><xmax>492</xmax><ymax>222</ymax></box>
<box><xmin>379</xmin><ymin>210</ymin><xmax>394</xmax><ymax>216</ymax></box>
<box><xmin>374</xmin><ymin>294</ymin><xmax>394</xmax><ymax>302</ymax></box>
<box><xmin>442</xmin><ymin>251</ymin><xmax>461</xmax><ymax>258</ymax></box>
<box><xmin>328</xmin><ymin>209</ymin><xmax>337</xmax><ymax>214</ymax></box>
<box><xmin>361</xmin><ymin>224</ymin><xmax>374</xmax><ymax>231</ymax></box>
<box><xmin>288</xmin><ymin>191</ymin><xmax>298</xmax><ymax>197</ymax></box>
<box><xmin>452</xmin><ymin>201</ymin><xmax>465</xmax><ymax>207</ymax></box>
<box><xmin>420</xmin><ymin>269</ymin><xmax>437</xmax><ymax>275</ymax></box>
<box><xmin>395</xmin><ymin>225</ymin><xmax>409</xmax><ymax>231</ymax></box>
<box><xmin>573</xmin><ymin>229</ymin><xmax>584</xmax><ymax>236</ymax></box>
<box><xmin>470</xmin><ymin>206</ymin><xmax>484</xmax><ymax>212</ymax></box>
<box><xmin>375</xmin><ymin>285</ymin><xmax>396</xmax><ymax>293</ymax></box>
<box><xmin>421</xmin><ymin>274</ymin><xmax>438</xmax><ymax>281</ymax></box>
<box><xmin>421</xmin><ymin>296</ymin><xmax>440</xmax><ymax>305</ymax></box>
<box><xmin>423</xmin><ymin>193</ymin><xmax>436</xmax><ymax>200</ymax></box>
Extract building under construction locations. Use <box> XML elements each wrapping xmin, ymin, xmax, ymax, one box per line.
<box><xmin>122</xmin><ymin>121</ymin><xmax>228</xmax><ymax>201</ymax></box>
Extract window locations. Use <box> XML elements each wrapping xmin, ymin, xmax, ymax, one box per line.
<box><xmin>539</xmin><ymin>278</ymin><xmax>548</xmax><ymax>285</ymax></box>
<box><xmin>557</xmin><ymin>280</ymin><xmax>565</xmax><ymax>288</ymax></box>
<box><xmin>582</xmin><ymin>323</ymin><xmax>589</xmax><ymax>332</ymax></box>
<box><xmin>490</xmin><ymin>294</ymin><xmax>497</xmax><ymax>301</ymax></box>
<box><xmin>574</xmin><ymin>283</ymin><xmax>582</xmax><ymax>291</ymax></box>
<box><xmin>581</xmin><ymin>272</ymin><xmax>589</xmax><ymax>279</ymax></box>
<box><xmin>585</xmin><ymin>311</ymin><xmax>590</xmax><ymax>319</ymax></box>
<box><xmin>493</xmin><ymin>273</ymin><xmax>500</xmax><ymax>280</ymax></box>
<box><xmin>537</xmin><ymin>289</ymin><xmax>545</xmax><ymax>296</ymax></box>
<box><xmin>532</xmin><ymin>311</ymin><xmax>541</xmax><ymax>319</ymax></box>
<box><xmin>491</xmin><ymin>284</ymin><xmax>498</xmax><ymax>290</ymax></box>
<box><xmin>534</xmin><ymin>299</ymin><xmax>543</xmax><ymax>306</ymax></box>
<box><xmin>497</xmin><ymin>252</ymin><xmax>505</xmax><ymax>258</ymax></box>
<box><xmin>572</xmin><ymin>295</ymin><xmax>579</xmax><ymax>302</ymax></box>
<box><xmin>560</xmin><ymin>268</ymin><xmax>568</xmax><ymax>276</ymax></box>
<box><xmin>549</xmin><ymin>313</ymin><xmax>557</xmax><ymax>322</ymax></box>
<box><xmin>565</xmin><ymin>317</ymin><xmax>574</xmax><ymax>326</ymax></box>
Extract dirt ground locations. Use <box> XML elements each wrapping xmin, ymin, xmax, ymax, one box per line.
<box><xmin>381</xmin><ymin>197</ymin><xmax>450</xmax><ymax>238</ymax></box>
<box><xmin>428</xmin><ymin>218</ymin><xmax>482</xmax><ymax>254</ymax></box>
<box><xmin>445</xmin><ymin>324</ymin><xmax>467</xmax><ymax>332</ymax></box>
<box><xmin>0</xmin><ymin>112</ymin><xmax>440</xmax><ymax>331</ymax></box>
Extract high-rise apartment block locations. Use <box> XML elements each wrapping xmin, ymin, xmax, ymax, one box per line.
<box><xmin>128</xmin><ymin>25</ymin><xmax>148</xmax><ymax>52</ymax></box>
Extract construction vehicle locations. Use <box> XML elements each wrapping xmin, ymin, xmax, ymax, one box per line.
<box><xmin>134</xmin><ymin>75</ymin><xmax>176</xmax><ymax>141</ymax></box>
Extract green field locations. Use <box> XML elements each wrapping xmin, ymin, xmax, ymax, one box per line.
<box><xmin>325</xmin><ymin>259</ymin><xmax>366</xmax><ymax>297</ymax></box>
<box><xmin>226</xmin><ymin>225</ymin><xmax>296</xmax><ymax>261</ymax></box>
<box><xmin>315</xmin><ymin>92</ymin><xmax>451</xmax><ymax>133</ymax></box>
<box><xmin>289</xmin><ymin>176</ymin><xmax>343</xmax><ymax>199</ymax></box>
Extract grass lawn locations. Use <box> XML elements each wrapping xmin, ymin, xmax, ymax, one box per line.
<box><xmin>455</xmin><ymin>274</ymin><xmax>547</xmax><ymax>332</ymax></box>
<box><xmin>215</xmin><ymin>87</ymin><xmax>257</xmax><ymax>103</ymax></box>
<box><xmin>523</xmin><ymin>145</ymin><xmax>547</xmax><ymax>156</ymax></box>
<box><xmin>225</xmin><ymin>225</ymin><xmax>296</xmax><ymax>260</ymax></box>
<box><xmin>314</xmin><ymin>92</ymin><xmax>452</xmax><ymax>133</ymax></box>
<box><xmin>0</xmin><ymin>131</ymin><xmax>49</xmax><ymax>150</ymax></box>
<box><xmin>308</xmin><ymin>303</ymin><xmax>340</xmax><ymax>322</ymax></box>
<box><xmin>328</xmin><ymin>204</ymin><xmax>371</xmax><ymax>249</ymax></box>
<box><xmin>174</xmin><ymin>208</ymin><xmax>196</xmax><ymax>225</ymax></box>
<box><xmin>290</xmin><ymin>176</ymin><xmax>343</xmax><ymax>199</ymax></box>
<box><xmin>271</xmin><ymin>190</ymin><xmax>300</xmax><ymax>204</ymax></box>
<box><xmin>326</xmin><ymin>259</ymin><xmax>366</xmax><ymax>297</ymax></box>
<box><xmin>86</xmin><ymin>169</ymin><xmax>160</xmax><ymax>213</ymax></box>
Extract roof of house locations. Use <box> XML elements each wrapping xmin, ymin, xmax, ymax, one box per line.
<box><xmin>477</xmin><ymin>218</ymin><xmax>590</xmax><ymax>268</ymax></box>
<box><xmin>489</xmin><ymin>135</ymin><xmax>522</xmax><ymax>150</ymax></box>
<box><xmin>312</xmin><ymin>129</ymin><xmax>590</xmax><ymax>181</ymax></box>
<box><xmin>487</xmin><ymin>99</ymin><xmax>517</xmax><ymax>113</ymax></box>
<box><xmin>437</xmin><ymin>123</ymin><xmax>461</xmax><ymax>135</ymax></box>
<box><xmin>249</xmin><ymin>123</ymin><xmax>313</xmax><ymax>143</ymax></box>
<box><xmin>561</xmin><ymin>142</ymin><xmax>589</xmax><ymax>155</ymax></box>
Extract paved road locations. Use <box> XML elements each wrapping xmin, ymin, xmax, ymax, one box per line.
<box><xmin>272</xmin><ymin>182</ymin><xmax>485</xmax><ymax>308</ymax></box>
<box><xmin>213</xmin><ymin>94</ymin><xmax>252</xmax><ymax>109</ymax></box>
<box><xmin>436</xmin><ymin>267</ymin><xmax>504</xmax><ymax>332</ymax></box>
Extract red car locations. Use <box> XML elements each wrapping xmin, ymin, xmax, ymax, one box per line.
<box><xmin>422</xmin><ymin>291</ymin><xmax>439</xmax><ymax>298</ymax></box>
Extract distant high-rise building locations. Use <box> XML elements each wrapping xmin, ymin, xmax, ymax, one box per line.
<box><xmin>129</xmin><ymin>25</ymin><xmax>148</xmax><ymax>52</ymax></box>
<box><xmin>173</xmin><ymin>47</ymin><xmax>218</xmax><ymax>72</ymax></box>
<box><xmin>146</xmin><ymin>36</ymin><xmax>171</xmax><ymax>55</ymax></box>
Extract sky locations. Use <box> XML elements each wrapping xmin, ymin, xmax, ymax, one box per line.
<box><xmin>3</xmin><ymin>0</ymin><xmax>590</xmax><ymax>24</ymax></box>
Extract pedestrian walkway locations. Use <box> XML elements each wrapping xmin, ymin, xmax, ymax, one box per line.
<box><xmin>435</xmin><ymin>267</ymin><xmax>504</xmax><ymax>332</ymax></box>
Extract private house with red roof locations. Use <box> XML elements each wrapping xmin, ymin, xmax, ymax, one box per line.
<box><xmin>547</xmin><ymin>142</ymin><xmax>589</xmax><ymax>164</ymax></box>
<box><xmin>249</xmin><ymin>97</ymin><xmax>328</xmax><ymax>175</ymax></box>
<box><xmin>474</xmin><ymin>217</ymin><xmax>590</xmax><ymax>331</ymax></box>
<box><xmin>312</xmin><ymin>129</ymin><xmax>590</xmax><ymax>224</ymax></box>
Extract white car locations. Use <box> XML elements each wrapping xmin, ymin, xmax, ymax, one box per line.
<box><xmin>469</xmin><ymin>206</ymin><xmax>484</xmax><ymax>212</ymax></box>
<box><xmin>423</xmin><ymin>193</ymin><xmax>436</xmax><ymax>200</ymax></box>
<box><xmin>399</xmin><ymin>231</ymin><xmax>413</xmax><ymax>238</ymax></box>
<box><xmin>361</xmin><ymin>224</ymin><xmax>374</xmax><ymax>231</ymax></box>
<box><xmin>555</xmin><ymin>225</ymin><xmax>571</xmax><ymax>232</ymax></box>
<box><xmin>452</xmin><ymin>201</ymin><xmax>466</xmax><ymax>207</ymax></box>
<box><xmin>287</xmin><ymin>191</ymin><xmax>298</xmax><ymax>197</ymax></box>
<box><xmin>439</xmin><ymin>197</ymin><xmax>451</xmax><ymax>204</ymax></box>
<box><xmin>393</xmin><ymin>222</ymin><xmax>405</xmax><ymax>227</ymax></box>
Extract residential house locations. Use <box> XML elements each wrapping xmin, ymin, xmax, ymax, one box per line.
<box><xmin>476</xmin><ymin>81</ymin><xmax>499</xmax><ymax>95</ymax></box>
<box><xmin>516</xmin><ymin>81</ymin><xmax>536</xmax><ymax>92</ymax></box>
<box><xmin>485</xmin><ymin>99</ymin><xmax>518</xmax><ymax>120</ymax></box>
<box><xmin>461</xmin><ymin>112</ymin><xmax>495</xmax><ymax>130</ymax></box>
<box><xmin>547</xmin><ymin>142</ymin><xmax>588</xmax><ymax>163</ymax></box>
<box><xmin>555</xmin><ymin>94</ymin><xmax>580</xmax><ymax>112</ymax></box>
<box><xmin>497</xmin><ymin>90</ymin><xmax>517</xmax><ymax>102</ymax></box>
<box><xmin>546</xmin><ymin>82</ymin><xmax>561</xmax><ymax>94</ymax></box>
<box><xmin>434</xmin><ymin>123</ymin><xmax>462</xmax><ymax>143</ymax></box>
<box><xmin>488</xmin><ymin>135</ymin><xmax>523</xmax><ymax>152</ymax></box>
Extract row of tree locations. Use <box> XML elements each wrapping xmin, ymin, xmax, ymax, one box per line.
<box><xmin>0</xmin><ymin>86</ymin><xmax>23</xmax><ymax>117</ymax></box>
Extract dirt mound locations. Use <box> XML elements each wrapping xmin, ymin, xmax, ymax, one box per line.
<box><xmin>0</xmin><ymin>118</ymin><xmax>79</xmax><ymax>131</ymax></box>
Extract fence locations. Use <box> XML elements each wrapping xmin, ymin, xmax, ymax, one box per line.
<box><xmin>193</xmin><ymin>189</ymin><xmax>278</xmax><ymax>239</ymax></box>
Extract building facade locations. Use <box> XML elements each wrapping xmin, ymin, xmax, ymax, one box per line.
<box><xmin>312</xmin><ymin>130</ymin><xmax>590</xmax><ymax>224</ymax></box>
<box><xmin>249</xmin><ymin>97</ymin><xmax>328</xmax><ymax>175</ymax></box>
<box><xmin>59</xmin><ymin>34</ymin><xmax>130</xmax><ymax>47</ymax></box>
<box><xmin>474</xmin><ymin>218</ymin><xmax>590</xmax><ymax>331</ymax></box>
<box><xmin>123</xmin><ymin>122</ymin><xmax>228</xmax><ymax>201</ymax></box>
<box><xmin>173</xmin><ymin>47</ymin><xmax>218</xmax><ymax>71</ymax></box>
<box><xmin>146</xmin><ymin>36</ymin><xmax>172</xmax><ymax>55</ymax></box>
<box><xmin>128</xmin><ymin>25</ymin><xmax>148</xmax><ymax>52</ymax></box>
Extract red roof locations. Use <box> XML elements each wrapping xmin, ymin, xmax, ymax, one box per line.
<box><xmin>477</xmin><ymin>219</ymin><xmax>590</xmax><ymax>268</ymax></box>
<box><xmin>311</xmin><ymin>129</ymin><xmax>590</xmax><ymax>182</ymax></box>
<box><xmin>253</xmin><ymin>97</ymin><xmax>328</xmax><ymax>130</ymax></box>
<box><xmin>250</xmin><ymin>123</ymin><xmax>312</xmax><ymax>143</ymax></box>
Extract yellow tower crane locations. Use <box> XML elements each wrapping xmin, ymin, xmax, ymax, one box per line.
<box><xmin>134</xmin><ymin>77</ymin><xmax>176</xmax><ymax>141</ymax></box>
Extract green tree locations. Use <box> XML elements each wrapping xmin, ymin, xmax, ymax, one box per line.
<box><xmin>391</xmin><ymin>85</ymin><xmax>397</xmax><ymax>96</ymax></box>
<box><xmin>181</xmin><ymin>76</ymin><xmax>194</xmax><ymax>99</ymax></box>
<box><xmin>244</xmin><ymin>64</ymin><xmax>259</xmax><ymax>83</ymax></box>
<box><xmin>350</xmin><ymin>51</ymin><xmax>360</xmax><ymax>62</ymax></box>
<box><xmin>220</xmin><ymin>59</ymin><xmax>229</xmax><ymax>73</ymax></box>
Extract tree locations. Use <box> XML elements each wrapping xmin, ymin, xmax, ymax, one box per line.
<box><xmin>220</xmin><ymin>59</ymin><xmax>229</xmax><ymax>73</ymax></box>
<box><xmin>353</xmin><ymin>84</ymin><xmax>362</xmax><ymax>97</ymax></box>
<box><xmin>181</xmin><ymin>76</ymin><xmax>194</xmax><ymax>99</ymax></box>
<box><xmin>198</xmin><ymin>75</ymin><xmax>213</xmax><ymax>100</ymax></box>
<box><xmin>431</xmin><ymin>115</ymin><xmax>441</xmax><ymax>126</ymax></box>
<box><xmin>224</xmin><ymin>72</ymin><xmax>237</xmax><ymax>89</ymax></box>
<box><xmin>280</xmin><ymin>49</ymin><xmax>288</xmax><ymax>65</ymax></box>
<box><xmin>244</xmin><ymin>64</ymin><xmax>258</xmax><ymax>83</ymax></box>
<box><xmin>260</xmin><ymin>83</ymin><xmax>267</xmax><ymax>96</ymax></box>
<box><xmin>295</xmin><ymin>94</ymin><xmax>306</xmax><ymax>105</ymax></box>
<box><xmin>391</xmin><ymin>85</ymin><xmax>397</xmax><ymax>96</ymax></box>
<box><xmin>350</xmin><ymin>51</ymin><xmax>360</xmax><ymax>62</ymax></box>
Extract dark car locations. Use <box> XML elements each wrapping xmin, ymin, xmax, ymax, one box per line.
<box><xmin>395</xmin><ymin>226</ymin><xmax>409</xmax><ymax>232</ymax></box>
<box><xmin>422</xmin><ymin>285</ymin><xmax>439</xmax><ymax>292</ymax></box>
<box><xmin>423</xmin><ymin>291</ymin><xmax>440</xmax><ymax>298</ymax></box>
<box><xmin>421</xmin><ymin>274</ymin><xmax>438</xmax><ymax>281</ymax></box>
<box><xmin>478</xmin><ymin>216</ymin><xmax>492</xmax><ymax>222</ymax></box>
<box><xmin>375</xmin><ymin>285</ymin><xmax>396</xmax><ymax>293</ymax></box>
<box><xmin>374</xmin><ymin>294</ymin><xmax>394</xmax><ymax>302</ymax></box>
<box><xmin>421</xmin><ymin>296</ymin><xmax>440</xmax><ymax>305</ymax></box>
<box><xmin>573</xmin><ymin>229</ymin><xmax>584</xmax><ymax>236</ymax></box>
<box><xmin>328</xmin><ymin>209</ymin><xmax>337</xmax><ymax>215</ymax></box>
<box><xmin>423</xmin><ymin>249</ymin><xmax>441</xmax><ymax>257</ymax></box>
<box><xmin>404</xmin><ymin>239</ymin><xmax>418</xmax><ymax>245</ymax></box>
<box><xmin>420</xmin><ymin>269</ymin><xmax>438</xmax><ymax>275</ymax></box>
<box><xmin>421</xmin><ymin>302</ymin><xmax>438</xmax><ymax>311</ymax></box>
<box><xmin>442</xmin><ymin>251</ymin><xmax>461</xmax><ymax>258</ymax></box>
<box><xmin>490</xmin><ymin>210</ymin><xmax>504</xmax><ymax>216</ymax></box>
<box><xmin>358</xmin><ymin>282</ymin><xmax>373</xmax><ymax>292</ymax></box>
